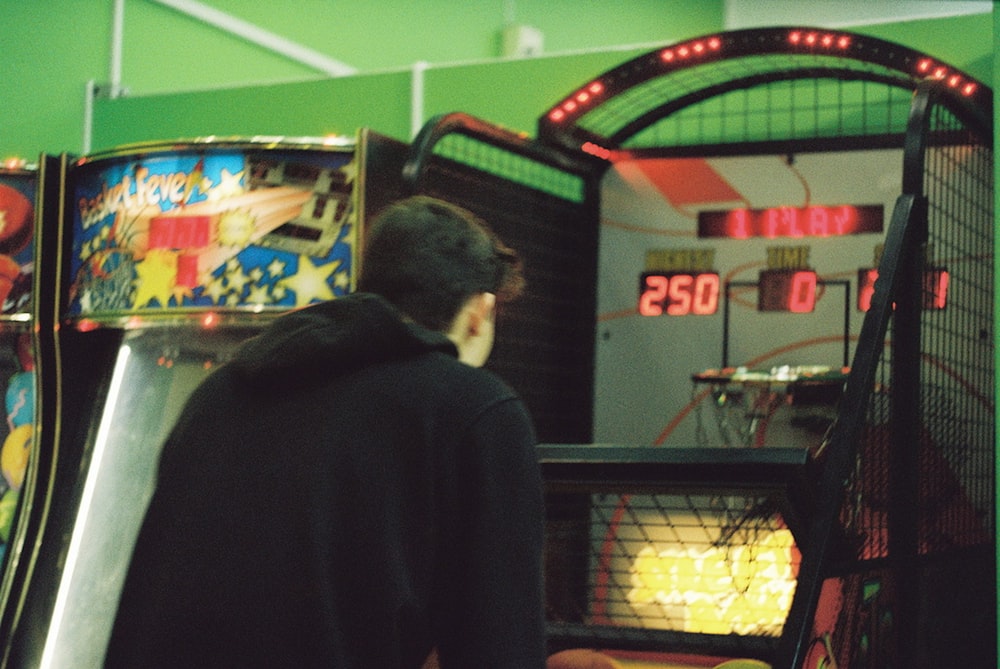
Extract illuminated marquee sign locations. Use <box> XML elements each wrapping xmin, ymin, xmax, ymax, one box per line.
<box><xmin>698</xmin><ymin>204</ymin><xmax>883</xmax><ymax>239</ymax></box>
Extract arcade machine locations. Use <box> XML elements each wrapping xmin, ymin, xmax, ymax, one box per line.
<box><xmin>403</xmin><ymin>27</ymin><xmax>994</xmax><ymax>668</ymax></box>
<box><xmin>0</xmin><ymin>132</ymin><xmax>412</xmax><ymax>668</ymax></box>
<box><xmin>0</xmin><ymin>158</ymin><xmax>44</xmax><ymax>639</ymax></box>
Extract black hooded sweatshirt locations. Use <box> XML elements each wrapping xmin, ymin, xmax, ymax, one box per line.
<box><xmin>105</xmin><ymin>293</ymin><xmax>546</xmax><ymax>669</ymax></box>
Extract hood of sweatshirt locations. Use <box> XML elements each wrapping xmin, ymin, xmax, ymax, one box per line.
<box><xmin>227</xmin><ymin>293</ymin><xmax>458</xmax><ymax>391</ymax></box>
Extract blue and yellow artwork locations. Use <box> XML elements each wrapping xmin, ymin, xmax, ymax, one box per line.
<box><xmin>69</xmin><ymin>144</ymin><xmax>357</xmax><ymax>316</ymax></box>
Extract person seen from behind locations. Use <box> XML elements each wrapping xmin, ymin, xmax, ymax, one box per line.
<box><xmin>105</xmin><ymin>195</ymin><xmax>546</xmax><ymax>668</ymax></box>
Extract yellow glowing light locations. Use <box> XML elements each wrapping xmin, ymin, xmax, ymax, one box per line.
<box><xmin>627</xmin><ymin>529</ymin><xmax>798</xmax><ymax>635</ymax></box>
<box><xmin>216</xmin><ymin>209</ymin><xmax>255</xmax><ymax>246</ymax></box>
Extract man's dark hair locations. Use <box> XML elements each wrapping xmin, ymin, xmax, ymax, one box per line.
<box><xmin>357</xmin><ymin>196</ymin><xmax>524</xmax><ymax>331</ymax></box>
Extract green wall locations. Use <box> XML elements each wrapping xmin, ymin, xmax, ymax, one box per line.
<box><xmin>91</xmin><ymin>70</ymin><xmax>415</xmax><ymax>147</ymax></box>
<box><xmin>3</xmin><ymin>2</ymin><xmax>992</xmax><ymax>160</ymax></box>
<box><xmin>90</xmin><ymin>48</ymin><xmax>655</xmax><ymax>150</ymax></box>
<box><xmin>3</xmin><ymin>0</ymin><xmax>726</xmax><ymax>159</ymax></box>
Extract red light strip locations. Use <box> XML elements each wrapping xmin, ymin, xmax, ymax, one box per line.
<box><xmin>580</xmin><ymin>141</ymin><xmax>611</xmax><ymax>160</ymax></box>
<box><xmin>545</xmin><ymin>33</ymin><xmax>724</xmax><ymax>124</ymax></box>
<box><xmin>787</xmin><ymin>30</ymin><xmax>851</xmax><ymax>50</ymax></box>
<box><xmin>659</xmin><ymin>35</ymin><xmax>722</xmax><ymax>64</ymax></box>
<box><xmin>915</xmin><ymin>57</ymin><xmax>977</xmax><ymax>96</ymax></box>
<box><xmin>546</xmin><ymin>28</ymin><xmax>982</xmax><ymax>128</ymax></box>
<box><xmin>548</xmin><ymin>80</ymin><xmax>607</xmax><ymax>123</ymax></box>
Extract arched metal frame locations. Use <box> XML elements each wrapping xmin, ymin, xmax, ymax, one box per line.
<box><xmin>537</xmin><ymin>26</ymin><xmax>991</xmax><ymax>157</ymax></box>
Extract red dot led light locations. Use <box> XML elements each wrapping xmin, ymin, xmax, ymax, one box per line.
<box><xmin>659</xmin><ymin>36</ymin><xmax>722</xmax><ymax>65</ymax></box>
<box><xmin>915</xmin><ymin>58</ymin><xmax>978</xmax><ymax>96</ymax></box>
<box><xmin>788</xmin><ymin>30</ymin><xmax>851</xmax><ymax>50</ymax></box>
<box><xmin>548</xmin><ymin>80</ymin><xmax>607</xmax><ymax>123</ymax></box>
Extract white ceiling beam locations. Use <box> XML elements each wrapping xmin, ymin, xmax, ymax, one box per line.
<box><xmin>149</xmin><ymin>0</ymin><xmax>357</xmax><ymax>77</ymax></box>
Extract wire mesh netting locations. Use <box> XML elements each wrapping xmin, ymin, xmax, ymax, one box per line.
<box><xmin>432</xmin><ymin>134</ymin><xmax>585</xmax><ymax>202</ymax></box>
<box><xmin>918</xmin><ymin>105</ymin><xmax>994</xmax><ymax>551</ymax></box>
<box><xmin>818</xmin><ymin>94</ymin><xmax>995</xmax><ymax>667</ymax></box>
<box><xmin>624</xmin><ymin>75</ymin><xmax>916</xmax><ymax>149</ymax></box>
<box><xmin>546</xmin><ymin>492</ymin><xmax>800</xmax><ymax>639</ymax></box>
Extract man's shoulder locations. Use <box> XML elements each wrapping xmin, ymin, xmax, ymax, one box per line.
<box><xmin>397</xmin><ymin>350</ymin><xmax>520</xmax><ymax>407</ymax></box>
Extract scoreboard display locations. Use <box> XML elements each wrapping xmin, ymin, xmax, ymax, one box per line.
<box><xmin>638</xmin><ymin>271</ymin><xmax>720</xmax><ymax>316</ymax></box>
<box><xmin>597</xmin><ymin>149</ymin><xmax>913</xmax><ymax>446</ymax></box>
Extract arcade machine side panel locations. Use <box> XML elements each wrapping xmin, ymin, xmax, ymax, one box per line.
<box><xmin>2</xmin><ymin>134</ymin><xmax>400</xmax><ymax>669</ymax></box>
<box><xmin>0</xmin><ymin>158</ymin><xmax>44</xmax><ymax>656</ymax></box>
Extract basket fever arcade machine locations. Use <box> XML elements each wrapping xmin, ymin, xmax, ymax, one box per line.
<box><xmin>0</xmin><ymin>133</ymin><xmax>414</xmax><ymax>668</ymax></box>
<box><xmin>403</xmin><ymin>27</ymin><xmax>994</xmax><ymax>668</ymax></box>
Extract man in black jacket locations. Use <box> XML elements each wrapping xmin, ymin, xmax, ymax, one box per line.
<box><xmin>105</xmin><ymin>196</ymin><xmax>546</xmax><ymax>668</ymax></box>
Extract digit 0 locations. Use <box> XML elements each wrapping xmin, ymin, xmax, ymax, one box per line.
<box><xmin>789</xmin><ymin>270</ymin><xmax>817</xmax><ymax>313</ymax></box>
<box><xmin>693</xmin><ymin>273</ymin><xmax>719</xmax><ymax>315</ymax></box>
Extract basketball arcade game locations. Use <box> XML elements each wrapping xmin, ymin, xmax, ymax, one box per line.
<box><xmin>0</xmin><ymin>132</ymin><xmax>414</xmax><ymax>667</ymax></box>
<box><xmin>539</xmin><ymin>28</ymin><xmax>993</xmax><ymax>669</ymax></box>
<box><xmin>404</xmin><ymin>27</ymin><xmax>993</xmax><ymax>668</ymax></box>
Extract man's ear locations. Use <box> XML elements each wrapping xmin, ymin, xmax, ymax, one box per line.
<box><xmin>467</xmin><ymin>292</ymin><xmax>497</xmax><ymax>335</ymax></box>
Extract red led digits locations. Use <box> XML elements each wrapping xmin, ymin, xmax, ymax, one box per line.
<box><xmin>925</xmin><ymin>269</ymin><xmax>949</xmax><ymax>310</ymax></box>
<box><xmin>639</xmin><ymin>274</ymin><xmax>669</xmax><ymax>316</ymax></box>
<box><xmin>857</xmin><ymin>267</ymin><xmax>949</xmax><ymax>312</ymax></box>
<box><xmin>666</xmin><ymin>273</ymin><xmax>693</xmax><ymax>315</ymax></box>
<box><xmin>639</xmin><ymin>272</ymin><xmax>720</xmax><ymax>316</ymax></box>
<box><xmin>858</xmin><ymin>268</ymin><xmax>878</xmax><ymax>311</ymax></box>
<box><xmin>699</xmin><ymin>205</ymin><xmax>883</xmax><ymax>239</ymax></box>
<box><xmin>789</xmin><ymin>270</ymin><xmax>817</xmax><ymax>313</ymax></box>
<box><xmin>692</xmin><ymin>273</ymin><xmax>720</xmax><ymax>314</ymax></box>
<box><xmin>758</xmin><ymin>269</ymin><xmax>817</xmax><ymax>312</ymax></box>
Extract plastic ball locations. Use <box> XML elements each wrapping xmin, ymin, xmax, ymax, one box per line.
<box><xmin>1</xmin><ymin>423</ymin><xmax>32</xmax><ymax>490</ymax></box>
<box><xmin>713</xmin><ymin>660</ymin><xmax>772</xmax><ymax>669</ymax></box>
<box><xmin>546</xmin><ymin>649</ymin><xmax>623</xmax><ymax>669</ymax></box>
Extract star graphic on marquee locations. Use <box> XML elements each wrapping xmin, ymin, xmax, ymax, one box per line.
<box><xmin>132</xmin><ymin>249</ymin><xmax>178</xmax><ymax>308</ymax></box>
<box><xmin>333</xmin><ymin>269</ymin><xmax>351</xmax><ymax>291</ymax></box>
<box><xmin>279</xmin><ymin>256</ymin><xmax>340</xmax><ymax>307</ymax></box>
<box><xmin>224</xmin><ymin>263</ymin><xmax>252</xmax><ymax>296</ymax></box>
<box><xmin>248</xmin><ymin>266</ymin><xmax>265</xmax><ymax>283</ymax></box>
<box><xmin>246</xmin><ymin>284</ymin><xmax>272</xmax><ymax>305</ymax></box>
<box><xmin>202</xmin><ymin>275</ymin><xmax>230</xmax><ymax>304</ymax></box>
<box><xmin>266</xmin><ymin>257</ymin><xmax>287</xmax><ymax>279</ymax></box>
<box><xmin>339</xmin><ymin>160</ymin><xmax>358</xmax><ymax>185</ymax></box>
<box><xmin>206</xmin><ymin>168</ymin><xmax>245</xmax><ymax>201</ymax></box>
